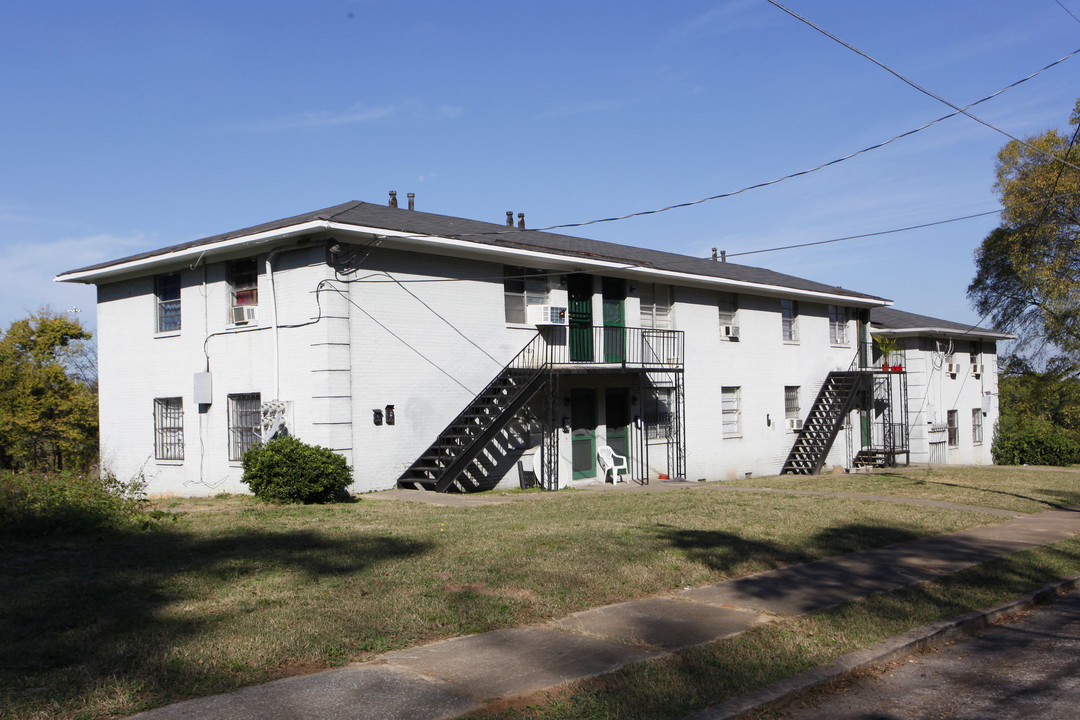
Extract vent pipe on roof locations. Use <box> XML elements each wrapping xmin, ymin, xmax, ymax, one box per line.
<box><xmin>518</xmin><ymin>213</ymin><xmax>525</xmax><ymax>229</ymax></box>
<box><xmin>711</xmin><ymin>248</ymin><xmax>717</xmax><ymax>261</ymax></box>
<box><xmin>506</xmin><ymin>211</ymin><xmax>514</xmax><ymax>227</ymax></box>
<box><xmin>721</xmin><ymin>250</ymin><xmax>727</xmax><ymax>263</ymax></box>
<box><xmin>407</xmin><ymin>192</ymin><xmax>415</xmax><ymax>211</ymax></box>
<box><xmin>389</xmin><ymin>190</ymin><xmax>398</xmax><ymax>208</ymax></box>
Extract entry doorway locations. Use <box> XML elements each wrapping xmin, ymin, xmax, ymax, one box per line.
<box><xmin>605</xmin><ymin>388</ymin><xmax>630</xmax><ymax>461</ymax></box>
<box><xmin>571</xmin><ymin>388</ymin><xmax>597</xmax><ymax>479</ymax></box>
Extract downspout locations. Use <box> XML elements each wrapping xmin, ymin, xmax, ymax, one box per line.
<box><xmin>267</xmin><ymin>248</ymin><xmax>283</xmax><ymax>400</ymax></box>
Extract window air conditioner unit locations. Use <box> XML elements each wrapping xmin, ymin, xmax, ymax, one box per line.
<box><xmin>945</xmin><ymin>363</ymin><xmax>959</xmax><ymax>376</ymax></box>
<box><xmin>722</xmin><ymin>325</ymin><xmax>741</xmax><ymax>340</ymax></box>
<box><xmin>786</xmin><ymin>418</ymin><xmax>803</xmax><ymax>431</ymax></box>
<box><xmin>527</xmin><ymin>305</ymin><xmax>568</xmax><ymax>326</ymax></box>
<box><xmin>231</xmin><ymin>305</ymin><xmax>258</xmax><ymax>326</ymax></box>
<box><xmin>971</xmin><ymin>364</ymin><xmax>984</xmax><ymax>376</ymax></box>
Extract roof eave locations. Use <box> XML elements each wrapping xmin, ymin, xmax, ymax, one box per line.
<box><xmin>55</xmin><ymin>217</ymin><xmax>890</xmax><ymax>307</ymax></box>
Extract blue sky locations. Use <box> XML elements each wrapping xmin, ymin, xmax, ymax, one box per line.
<box><xmin>2</xmin><ymin>1</ymin><xmax>1078</xmax><ymax>335</ymax></box>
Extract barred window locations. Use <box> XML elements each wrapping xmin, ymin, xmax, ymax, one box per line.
<box><xmin>972</xmin><ymin>408</ymin><xmax>984</xmax><ymax>445</ymax></box>
<box><xmin>784</xmin><ymin>386</ymin><xmax>800</xmax><ymax>419</ymax></box>
<box><xmin>503</xmin><ymin>266</ymin><xmax>549</xmax><ymax>324</ymax></box>
<box><xmin>228</xmin><ymin>393</ymin><xmax>262</xmax><ymax>461</ymax></box>
<box><xmin>722</xmin><ymin>386</ymin><xmax>741</xmax><ymax>437</ymax></box>
<box><xmin>829</xmin><ymin>306</ymin><xmax>849</xmax><ymax>345</ymax></box>
<box><xmin>947</xmin><ymin>409</ymin><xmax>959</xmax><ymax>447</ymax></box>
<box><xmin>156</xmin><ymin>272</ymin><xmax>181</xmax><ymax>333</ymax></box>
<box><xmin>154</xmin><ymin>397</ymin><xmax>184</xmax><ymax>460</ymax></box>
<box><xmin>644</xmin><ymin>387</ymin><xmax>673</xmax><ymax>440</ymax></box>
<box><xmin>781</xmin><ymin>299</ymin><xmax>798</xmax><ymax>342</ymax></box>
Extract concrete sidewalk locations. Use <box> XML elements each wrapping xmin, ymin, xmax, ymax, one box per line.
<box><xmin>127</xmin><ymin>504</ymin><xmax>1080</xmax><ymax>720</ymax></box>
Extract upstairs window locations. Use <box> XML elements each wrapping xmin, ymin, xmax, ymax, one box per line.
<box><xmin>781</xmin><ymin>299</ymin><xmax>798</xmax><ymax>342</ymax></box>
<box><xmin>228</xmin><ymin>259</ymin><xmax>259</xmax><ymax>326</ymax></box>
<box><xmin>153</xmin><ymin>397</ymin><xmax>184</xmax><ymax>460</ymax></box>
<box><xmin>829</xmin><ymin>305</ymin><xmax>849</xmax><ymax>345</ymax></box>
<box><xmin>503</xmin><ymin>266</ymin><xmax>549</xmax><ymax>324</ymax></box>
<box><xmin>640</xmin><ymin>283</ymin><xmax>673</xmax><ymax>329</ymax></box>
<box><xmin>156</xmin><ymin>272</ymin><xmax>181</xmax><ymax>333</ymax></box>
<box><xmin>718</xmin><ymin>292</ymin><xmax>739</xmax><ymax>340</ymax></box>
<box><xmin>228</xmin><ymin>392</ymin><xmax>262</xmax><ymax>461</ymax></box>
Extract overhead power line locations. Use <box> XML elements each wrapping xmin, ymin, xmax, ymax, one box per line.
<box><xmin>765</xmin><ymin>0</ymin><xmax>1080</xmax><ymax>174</ymax></box>
<box><xmin>723</xmin><ymin>190</ymin><xmax>1080</xmax><ymax>259</ymax></box>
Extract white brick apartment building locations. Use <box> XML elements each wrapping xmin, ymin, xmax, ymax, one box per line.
<box><xmin>56</xmin><ymin>198</ymin><xmax>1009</xmax><ymax>496</ymax></box>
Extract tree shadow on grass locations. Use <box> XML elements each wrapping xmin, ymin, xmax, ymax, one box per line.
<box><xmin>0</xmin><ymin>525</ymin><xmax>429</xmax><ymax>714</ymax></box>
<box><xmin>655</xmin><ymin>523</ymin><xmax>923</xmax><ymax>577</ymax></box>
<box><xmin>874</xmin><ymin>471</ymin><xmax>1074</xmax><ymax>511</ymax></box>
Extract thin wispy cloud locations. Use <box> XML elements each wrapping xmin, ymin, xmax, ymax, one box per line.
<box><xmin>236</xmin><ymin>100</ymin><xmax>463</xmax><ymax>132</ymax></box>
<box><xmin>662</xmin><ymin>0</ymin><xmax>772</xmax><ymax>44</ymax></box>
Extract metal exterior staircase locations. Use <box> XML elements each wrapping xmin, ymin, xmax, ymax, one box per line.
<box><xmin>781</xmin><ymin>371</ymin><xmax>867</xmax><ymax>475</ymax></box>
<box><xmin>398</xmin><ymin>335</ymin><xmax>548</xmax><ymax>492</ymax></box>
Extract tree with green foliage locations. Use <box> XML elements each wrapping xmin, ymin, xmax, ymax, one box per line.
<box><xmin>992</xmin><ymin>356</ymin><xmax>1080</xmax><ymax>466</ymax></box>
<box><xmin>0</xmin><ymin>310</ymin><xmax>98</xmax><ymax>471</ymax></box>
<box><xmin>968</xmin><ymin>98</ymin><xmax>1080</xmax><ymax>366</ymax></box>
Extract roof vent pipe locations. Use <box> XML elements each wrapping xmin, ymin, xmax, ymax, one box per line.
<box><xmin>518</xmin><ymin>213</ymin><xmax>525</xmax><ymax>229</ymax></box>
<box><xmin>506</xmin><ymin>211</ymin><xmax>514</xmax><ymax>227</ymax></box>
<box><xmin>711</xmin><ymin>248</ymin><xmax>717</xmax><ymax>261</ymax></box>
<box><xmin>389</xmin><ymin>191</ymin><xmax>398</xmax><ymax>208</ymax></box>
<box><xmin>407</xmin><ymin>192</ymin><xmax>415</xmax><ymax>211</ymax></box>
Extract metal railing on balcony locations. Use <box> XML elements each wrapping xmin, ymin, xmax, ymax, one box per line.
<box><xmin>526</xmin><ymin>326</ymin><xmax>684</xmax><ymax>368</ymax></box>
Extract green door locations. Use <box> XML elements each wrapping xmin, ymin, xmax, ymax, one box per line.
<box><xmin>568</xmin><ymin>274</ymin><xmax>593</xmax><ymax>362</ymax></box>
<box><xmin>605</xmin><ymin>388</ymin><xmax>630</xmax><ymax>462</ymax></box>
<box><xmin>571</xmin><ymin>389</ymin><xmax>597</xmax><ymax>479</ymax></box>
<box><xmin>602</xmin><ymin>277</ymin><xmax>626</xmax><ymax>363</ymax></box>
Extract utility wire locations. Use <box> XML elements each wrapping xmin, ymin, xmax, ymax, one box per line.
<box><xmin>765</xmin><ymin>0</ymin><xmax>1080</xmax><ymax>174</ymax></box>
<box><xmin>725</xmin><ymin>190</ymin><xmax>1080</xmax><ymax>259</ymax></box>
<box><xmin>1055</xmin><ymin>0</ymin><xmax>1080</xmax><ymax>25</ymax></box>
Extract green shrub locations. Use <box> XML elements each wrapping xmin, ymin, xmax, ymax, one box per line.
<box><xmin>241</xmin><ymin>435</ymin><xmax>353</xmax><ymax>504</ymax></box>
<box><xmin>992</xmin><ymin>417</ymin><xmax>1080</xmax><ymax>466</ymax></box>
<box><xmin>0</xmin><ymin>469</ymin><xmax>157</xmax><ymax>537</ymax></box>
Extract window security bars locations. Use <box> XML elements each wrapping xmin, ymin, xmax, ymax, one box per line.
<box><xmin>947</xmin><ymin>409</ymin><xmax>959</xmax><ymax>447</ymax></box>
<box><xmin>972</xmin><ymin>408</ymin><xmax>983</xmax><ymax>444</ymax></box>
<box><xmin>722</xmin><ymin>386</ymin><xmax>741</xmax><ymax>436</ymax></box>
<box><xmin>154</xmin><ymin>397</ymin><xmax>184</xmax><ymax>460</ymax></box>
<box><xmin>228</xmin><ymin>393</ymin><xmax>262</xmax><ymax>461</ymax></box>
<box><xmin>784</xmin><ymin>386</ymin><xmax>800</xmax><ymax>419</ymax></box>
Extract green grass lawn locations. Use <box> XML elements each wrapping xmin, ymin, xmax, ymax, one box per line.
<box><xmin>2</xmin><ymin>465</ymin><xmax>1078</xmax><ymax>719</ymax></box>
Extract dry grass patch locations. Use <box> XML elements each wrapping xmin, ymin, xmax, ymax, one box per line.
<box><xmin>2</xmin><ymin>485</ymin><xmax>1005</xmax><ymax>719</ymax></box>
<box><xmin>734</xmin><ymin>465</ymin><xmax>1080</xmax><ymax>513</ymax></box>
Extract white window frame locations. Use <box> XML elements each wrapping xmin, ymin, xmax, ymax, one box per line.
<box><xmin>644</xmin><ymin>386</ymin><xmax>673</xmax><ymax>440</ymax></box>
<box><xmin>829</xmin><ymin>305</ymin><xmax>849</xmax><ymax>345</ymax></box>
<box><xmin>722</xmin><ymin>386</ymin><xmax>741</xmax><ymax>437</ymax></box>
<box><xmin>154</xmin><ymin>397</ymin><xmax>184</xmax><ymax>461</ymax></box>
<box><xmin>947</xmin><ymin>409</ymin><xmax>959</xmax><ymax>447</ymax></box>
<box><xmin>972</xmin><ymin>408</ymin><xmax>984</xmax><ymax>445</ymax></box>
<box><xmin>781</xmin><ymin>299</ymin><xmax>798</xmax><ymax>342</ymax></box>
<box><xmin>155</xmin><ymin>272</ymin><xmax>181</xmax><ymax>334</ymax></box>
<box><xmin>503</xmin><ymin>266</ymin><xmax>549</xmax><ymax>324</ymax></box>
<box><xmin>640</xmin><ymin>283</ymin><xmax>673</xmax><ymax>329</ymax></box>
<box><xmin>228</xmin><ymin>392</ymin><xmax>262</xmax><ymax>461</ymax></box>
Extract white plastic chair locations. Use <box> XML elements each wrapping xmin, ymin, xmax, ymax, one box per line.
<box><xmin>597</xmin><ymin>445</ymin><xmax>629</xmax><ymax>483</ymax></box>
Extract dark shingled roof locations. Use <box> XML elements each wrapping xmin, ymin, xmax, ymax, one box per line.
<box><xmin>61</xmin><ymin>200</ymin><xmax>888</xmax><ymax>303</ymax></box>
<box><xmin>870</xmin><ymin>307</ymin><xmax>1013</xmax><ymax>339</ymax></box>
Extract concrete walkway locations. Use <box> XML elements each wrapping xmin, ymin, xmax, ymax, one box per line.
<box><xmin>127</xmin><ymin>497</ymin><xmax>1080</xmax><ymax>720</ymax></box>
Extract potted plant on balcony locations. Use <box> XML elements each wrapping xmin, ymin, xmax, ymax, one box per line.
<box><xmin>874</xmin><ymin>335</ymin><xmax>902</xmax><ymax>372</ymax></box>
